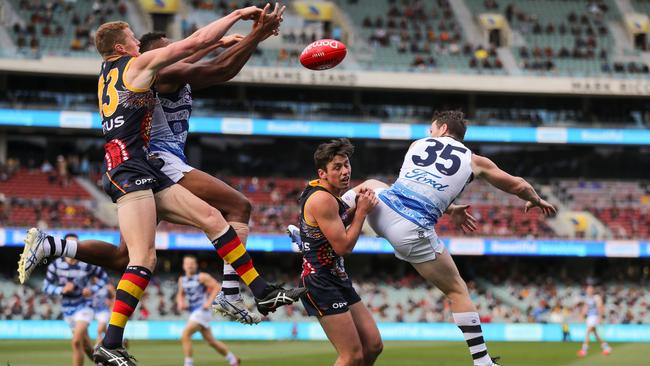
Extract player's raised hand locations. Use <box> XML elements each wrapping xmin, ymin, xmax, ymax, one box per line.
<box><xmin>252</xmin><ymin>2</ymin><xmax>286</xmax><ymax>40</ymax></box>
<box><xmin>356</xmin><ymin>190</ymin><xmax>378</xmax><ymax>215</ymax></box>
<box><xmin>239</xmin><ymin>6</ymin><xmax>263</xmax><ymax>21</ymax></box>
<box><xmin>525</xmin><ymin>197</ymin><xmax>557</xmax><ymax>216</ymax></box>
<box><xmin>448</xmin><ymin>204</ymin><xmax>478</xmax><ymax>233</ymax></box>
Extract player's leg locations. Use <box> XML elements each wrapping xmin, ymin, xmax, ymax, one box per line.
<box><xmin>96</xmin><ymin>315</ymin><xmax>108</xmax><ymax>346</ymax></box>
<box><xmin>83</xmin><ymin>330</ymin><xmax>94</xmax><ymax>361</ymax></box>
<box><xmin>100</xmin><ymin>191</ymin><xmax>156</xmax><ymax>352</ymax></box>
<box><xmin>411</xmin><ymin>251</ymin><xmax>495</xmax><ymax>366</ymax></box>
<box><xmin>199</xmin><ymin>327</ymin><xmax>240</xmax><ymax>366</ymax></box>
<box><xmin>181</xmin><ymin>321</ymin><xmax>201</xmax><ymax>366</ymax></box>
<box><xmin>319</xmin><ymin>312</ymin><xmax>365</xmax><ymax>366</ymax></box>
<box><xmin>18</xmin><ymin>230</ymin><xmax>129</xmax><ymax>283</ymax></box>
<box><xmin>177</xmin><ymin>169</ymin><xmax>260</xmax><ymax>323</ymax></box>
<box><xmin>579</xmin><ymin>325</ymin><xmax>593</xmax><ymax>356</ymax></box>
<box><xmin>348</xmin><ymin>302</ymin><xmax>383</xmax><ymax>366</ymax></box>
<box><xmin>155</xmin><ymin>184</ymin><xmax>305</xmax><ymax>314</ymax></box>
<box><xmin>591</xmin><ymin>326</ymin><xmax>611</xmax><ymax>355</ymax></box>
<box><xmin>71</xmin><ymin>320</ymin><xmax>90</xmax><ymax>366</ymax></box>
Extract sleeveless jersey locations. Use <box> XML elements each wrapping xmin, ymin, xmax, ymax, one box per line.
<box><xmin>586</xmin><ymin>296</ymin><xmax>599</xmax><ymax>317</ymax></box>
<box><xmin>42</xmin><ymin>258</ymin><xmax>108</xmax><ymax>317</ymax></box>
<box><xmin>380</xmin><ymin>136</ymin><xmax>473</xmax><ymax>229</ymax></box>
<box><xmin>150</xmin><ymin>84</ymin><xmax>193</xmax><ymax>162</ymax></box>
<box><xmin>98</xmin><ymin>56</ymin><xmax>157</xmax><ymax>170</ymax></box>
<box><xmin>181</xmin><ymin>274</ymin><xmax>206</xmax><ymax>312</ymax></box>
<box><xmin>299</xmin><ymin>180</ymin><xmax>353</xmax><ymax>280</ymax></box>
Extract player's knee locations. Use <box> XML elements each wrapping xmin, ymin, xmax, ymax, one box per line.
<box><xmin>71</xmin><ymin>335</ymin><xmax>84</xmax><ymax>349</ymax></box>
<box><xmin>341</xmin><ymin>345</ymin><xmax>364</xmax><ymax>366</ymax></box>
<box><xmin>346</xmin><ymin>351</ymin><xmax>364</xmax><ymax>366</ymax></box>
<box><xmin>201</xmin><ymin>206</ymin><xmax>227</xmax><ymax>232</ymax></box>
<box><xmin>365</xmin><ymin>338</ymin><xmax>383</xmax><ymax>359</ymax></box>
<box><xmin>232</xmin><ymin>195</ymin><xmax>252</xmax><ymax>221</ymax></box>
<box><xmin>115</xmin><ymin>245</ymin><xmax>130</xmax><ymax>270</ymax></box>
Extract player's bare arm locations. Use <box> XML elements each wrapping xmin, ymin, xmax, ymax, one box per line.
<box><xmin>125</xmin><ymin>6</ymin><xmax>262</xmax><ymax>90</ymax></box>
<box><xmin>198</xmin><ymin>272</ymin><xmax>222</xmax><ymax>310</ymax></box>
<box><xmin>307</xmin><ymin>190</ymin><xmax>377</xmax><ymax>256</ymax></box>
<box><xmin>176</xmin><ymin>277</ymin><xmax>187</xmax><ymax>313</ymax></box>
<box><xmin>471</xmin><ymin>153</ymin><xmax>557</xmax><ymax>216</ymax></box>
<box><xmin>156</xmin><ymin>3</ymin><xmax>285</xmax><ymax>91</ymax></box>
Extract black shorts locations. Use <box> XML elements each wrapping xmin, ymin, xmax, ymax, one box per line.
<box><xmin>300</xmin><ymin>272</ymin><xmax>361</xmax><ymax>317</ymax></box>
<box><xmin>102</xmin><ymin>156</ymin><xmax>174</xmax><ymax>203</ymax></box>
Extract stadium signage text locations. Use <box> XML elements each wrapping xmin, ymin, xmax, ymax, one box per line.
<box><xmin>570</xmin><ymin>79</ymin><xmax>650</xmax><ymax>95</ymax></box>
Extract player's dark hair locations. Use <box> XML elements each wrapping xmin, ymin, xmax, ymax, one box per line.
<box><xmin>313</xmin><ymin>138</ymin><xmax>354</xmax><ymax>171</ymax></box>
<box><xmin>432</xmin><ymin>110</ymin><xmax>468</xmax><ymax>141</ymax></box>
<box><xmin>139</xmin><ymin>32</ymin><xmax>167</xmax><ymax>53</ymax></box>
<box><xmin>183</xmin><ymin>254</ymin><xmax>197</xmax><ymax>261</ymax></box>
<box><xmin>64</xmin><ymin>233</ymin><xmax>79</xmax><ymax>240</ymax></box>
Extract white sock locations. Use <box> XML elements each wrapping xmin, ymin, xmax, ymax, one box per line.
<box><xmin>44</xmin><ymin>235</ymin><xmax>77</xmax><ymax>258</ymax></box>
<box><xmin>601</xmin><ymin>342</ymin><xmax>610</xmax><ymax>350</ymax></box>
<box><xmin>453</xmin><ymin>312</ymin><xmax>492</xmax><ymax>366</ymax></box>
<box><xmin>63</xmin><ymin>239</ymin><xmax>78</xmax><ymax>258</ymax></box>
<box><xmin>225</xmin><ymin>352</ymin><xmax>237</xmax><ymax>365</ymax></box>
<box><xmin>184</xmin><ymin>356</ymin><xmax>193</xmax><ymax>366</ymax></box>
<box><xmin>222</xmin><ymin>263</ymin><xmax>241</xmax><ymax>302</ymax></box>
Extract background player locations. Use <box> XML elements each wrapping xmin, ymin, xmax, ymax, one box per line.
<box><xmin>42</xmin><ymin>233</ymin><xmax>109</xmax><ymax>366</ymax></box>
<box><xmin>298</xmin><ymin>139</ymin><xmax>383</xmax><ymax>366</ymax></box>
<box><xmin>92</xmin><ymin>278</ymin><xmax>115</xmax><ymax>347</ymax></box>
<box><xmin>177</xmin><ymin>255</ymin><xmax>240</xmax><ymax>366</ymax></box>
<box><xmin>577</xmin><ymin>284</ymin><xmax>611</xmax><ymax>357</ymax></box>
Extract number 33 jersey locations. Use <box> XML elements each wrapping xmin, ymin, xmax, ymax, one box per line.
<box><xmin>98</xmin><ymin>56</ymin><xmax>158</xmax><ymax>170</ymax></box>
<box><xmin>379</xmin><ymin>136</ymin><xmax>473</xmax><ymax>229</ymax></box>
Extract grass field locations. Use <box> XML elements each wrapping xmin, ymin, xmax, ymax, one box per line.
<box><xmin>0</xmin><ymin>340</ymin><xmax>645</xmax><ymax>366</ymax></box>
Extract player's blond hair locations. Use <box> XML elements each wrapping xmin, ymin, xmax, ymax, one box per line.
<box><xmin>95</xmin><ymin>21</ymin><xmax>130</xmax><ymax>58</ymax></box>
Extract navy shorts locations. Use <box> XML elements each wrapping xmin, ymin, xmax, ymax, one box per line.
<box><xmin>300</xmin><ymin>272</ymin><xmax>361</xmax><ymax>317</ymax></box>
<box><xmin>102</xmin><ymin>156</ymin><xmax>174</xmax><ymax>203</ymax></box>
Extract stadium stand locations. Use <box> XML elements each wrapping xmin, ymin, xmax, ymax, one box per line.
<box><xmin>338</xmin><ymin>0</ymin><xmax>505</xmax><ymax>73</ymax></box>
<box><xmin>7</xmin><ymin>0</ymin><xmax>128</xmax><ymax>57</ymax></box>
<box><xmin>465</xmin><ymin>0</ymin><xmax>633</xmax><ymax>76</ymax></box>
<box><xmin>6</xmin><ymin>261</ymin><xmax>649</xmax><ymax>324</ymax></box>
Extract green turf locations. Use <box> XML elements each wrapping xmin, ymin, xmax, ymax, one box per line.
<box><xmin>0</xmin><ymin>340</ymin><xmax>644</xmax><ymax>366</ymax></box>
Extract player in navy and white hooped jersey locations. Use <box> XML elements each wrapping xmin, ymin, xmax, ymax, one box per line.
<box><xmin>176</xmin><ymin>255</ymin><xmax>240</xmax><ymax>366</ymax></box>
<box><xmin>91</xmin><ymin>278</ymin><xmax>115</xmax><ymax>346</ymax></box>
<box><xmin>577</xmin><ymin>284</ymin><xmax>611</xmax><ymax>357</ymax></box>
<box><xmin>42</xmin><ymin>233</ymin><xmax>109</xmax><ymax>366</ymax></box>
<box><xmin>289</xmin><ymin>111</ymin><xmax>557</xmax><ymax>366</ymax></box>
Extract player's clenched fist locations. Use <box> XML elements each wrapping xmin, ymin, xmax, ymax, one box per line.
<box><xmin>356</xmin><ymin>190</ymin><xmax>378</xmax><ymax>215</ymax></box>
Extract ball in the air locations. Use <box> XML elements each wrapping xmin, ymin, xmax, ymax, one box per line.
<box><xmin>299</xmin><ymin>39</ymin><xmax>347</xmax><ymax>70</ymax></box>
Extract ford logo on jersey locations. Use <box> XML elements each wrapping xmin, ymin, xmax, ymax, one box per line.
<box><xmin>404</xmin><ymin>169</ymin><xmax>449</xmax><ymax>191</ymax></box>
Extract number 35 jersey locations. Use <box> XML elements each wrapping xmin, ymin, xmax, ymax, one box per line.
<box><xmin>379</xmin><ymin>136</ymin><xmax>473</xmax><ymax>229</ymax></box>
<box><xmin>98</xmin><ymin>56</ymin><xmax>157</xmax><ymax>170</ymax></box>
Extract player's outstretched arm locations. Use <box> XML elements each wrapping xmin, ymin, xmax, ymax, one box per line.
<box><xmin>157</xmin><ymin>3</ymin><xmax>285</xmax><ymax>90</ymax></box>
<box><xmin>471</xmin><ymin>154</ymin><xmax>557</xmax><ymax>216</ymax></box>
<box><xmin>126</xmin><ymin>6</ymin><xmax>262</xmax><ymax>90</ymax></box>
<box><xmin>199</xmin><ymin>272</ymin><xmax>222</xmax><ymax>310</ymax></box>
<box><xmin>308</xmin><ymin>190</ymin><xmax>377</xmax><ymax>256</ymax></box>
